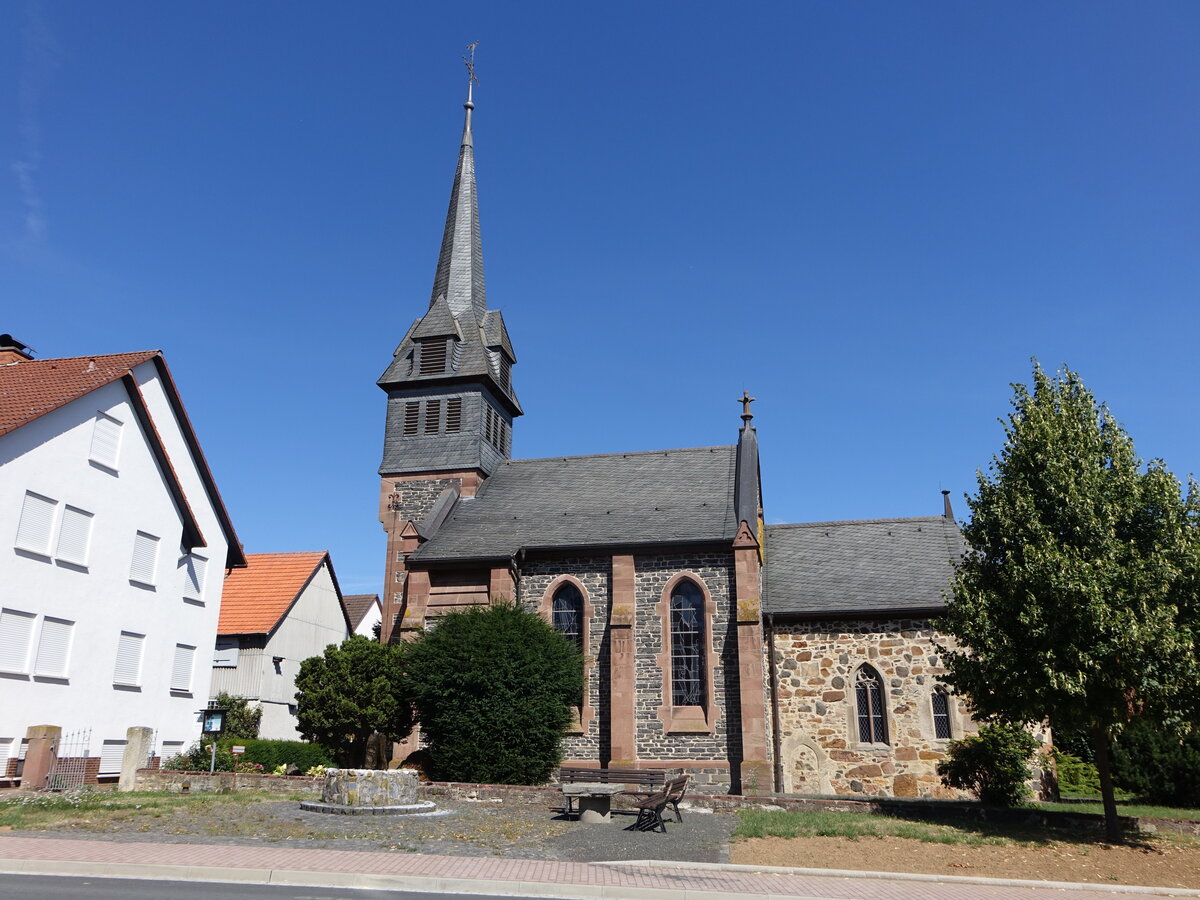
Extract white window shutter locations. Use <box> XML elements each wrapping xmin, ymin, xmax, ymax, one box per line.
<box><xmin>98</xmin><ymin>740</ymin><xmax>126</xmax><ymax>775</ymax></box>
<box><xmin>0</xmin><ymin>609</ymin><xmax>36</xmax><ymax>674</ymax></box>
<box><xmin>34</xmin><ymin>617</ymin><xmax>73</xmax><ymax>678</ymax></box>
<box><xmin>129</xmin><ymin>532</ymin><xmax>159</xmax><ymax>585</ymax></box>
<box><xmin>56</xmin><ymin>507</ymin><xmax>93</xmax><ymax>566</ymax></box>
<box><xmin>113</xmin><ymin>631</ymin><xmax>144</xmax><ymax>686</ymax></box>
<box><xmin>171</xmin><ymin>644</ymin><xmax>195</xmax><ymax>692</ymax></box>
<box><xmin>0</xmin><ymin>738</ymin><xmax>12</xmax><ymax>764</ymax></box>
<box><xmin>90</xmin><ymin>413</ymin><xmax>123</xmax><ymax>469</ymax></box>
<box><xmin>15</xmin><ymin>492</ymin><xmax>56</xmax><ymax>555</ymax></box>
<box><xmin>184</xmin><ymin>554</ymin><xmax>207</xmax><ymax>599</ymax></box>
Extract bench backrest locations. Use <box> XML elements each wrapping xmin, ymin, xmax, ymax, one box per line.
<box><xmin>559</xmin><ymin>766</ymin><xmax>664</xmax><ymax>787</ymax></box>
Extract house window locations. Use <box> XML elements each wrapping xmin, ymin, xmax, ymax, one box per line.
<box><xmin>403</xmin><ymin>401</ymin><xmax>419</xmax><ymax>435</ymax></box>
<box><xmin>552</xmin><ymin>583</ymin><xmax>584</xmax><ymax>650</ymax></box>
<box><xmin>129</xmin><ymin>531</ymin><xmax>160</xmax><ymax>586</ymax></box>
<box><xmin>932</xmin><ymin>688</ymin><xmax>952</xmax><ymax>739</ymax></box>
<box><xmin>98</xmin><ymin>740</ymin><xmax>126</xmax><ymax>775</ymax></box>
<box><xmin>670</xmin><ymin>580</ymin><xmax>706</xmax><ymax>708</ymax></box>
<box><xmin>161</xmin><ymin>740</ymin><xmax>184</xmax><ymax>762</ymax></box>
<box><xmin>424</xmin><ymin>399</ymin><xmax>441</xmax><ymax>434</ymax></box>
<box><xmin>445</xmin><ymin>398</ymin><xmax>462</xmax><ymax>433</ymax></box>
<box><xmin>418</xmin><ymin>339</ymin><xmax>448</xmax><ymax>375</ymax></box>
<box><xmin>34</xmin><ymin>617</ymin><xmax>73</xmax><ymax>679</ymax></box>
<box><xmin>113</xmin><ymin>631</ymin><xmax>145</xmax><ymax>687</ymax></box>
<box><xmin>56</xmin><ymin>506</ymin><xmax>93</xmax><ymax>567</ymax></box>
<box><xmin>0</xmin><ymin>608</ymin><xmax>36</xmax><ymax>674</ymax></box>
<box><xmin>171</xmin><ymin>644</ymin><xmax>196</xmax><ymax>693</ymax></box>
<box><xmin>90</xmin><ymin>412</ymin><xmax>123</xmax><ymax>470</ymax></box>
<box><xmin>183</xmin><ymin>554</ymin><xmax>207</xmax><ymax>601</ymax></box>
<box><xmin>855</xmin><ymin>665</ymin><xmax>889</xmax><ymax>744</ymax></box>
<box><xmin>15</xmin><ymin>491</ymin><xmax>57</xmax><ymax>556</ymax></box>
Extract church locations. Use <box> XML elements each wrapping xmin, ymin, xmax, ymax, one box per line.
<box><xmin>376</xmin><ymin>81</ymin><xmax>970</xmax><ymax>799</ymax></box>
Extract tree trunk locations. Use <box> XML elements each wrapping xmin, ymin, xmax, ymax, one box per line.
<box><xmin>1091</xmin><ymin>725</ymin><xmax>1123</xmax><ymax>843</ymax></box>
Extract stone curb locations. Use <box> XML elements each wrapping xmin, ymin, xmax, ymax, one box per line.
<box><xmin>602</xmin><ymin>859</ymin><xmax>1200</xmax><ymax>897</ymax></box>
<box><xmin>3</xmin><ymin>854</ymin><xmax>1198</xmax><ymax>899</ymax></box>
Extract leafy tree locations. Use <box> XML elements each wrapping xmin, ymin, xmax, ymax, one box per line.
<box><xmin>212</xmin><ymin>692</ymin><xmax>262</xmax><ymax>740</ymax></box>
<box><xmin>1111</xmin><ymin>718</ymin><xmax>1200</xmax><ymax>806</ymax></box>
<box><xmin>404</xmin><ymin>601</ymin><xmax>582</xmax><ymax>784</ymax></box>
<box><xmin>939</xmin><ymin>362</ymin><xmax>1200</xmax><ymax>841</ymax></box>
<box><xmin>294</xmin><ymin>635</ymin><xmax>413</xmax><ymax>768</ymax></box>
<box><xmin>936</xmin><ymin>723</ymin><xmax>1042</xmax><ymax>806</ymax></box>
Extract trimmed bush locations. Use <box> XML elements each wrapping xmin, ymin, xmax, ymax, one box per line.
<box><xmin>937</xmin><ymin>723</ymin><xmax>1042</xmax><ymax>806</ymax></box>
<box><xmin>162</xmin><ymin>738</ymin><xmax>331</xmax><ymax>773</ymax></box>
<box><xmin>1053</xmin><ymin>750</ymin><xmax>1101</xmax><ymax>796</ymax></box>
<box><xmin>404</xmin><ymin>601</ymin><xmax>582</xmax><ymax>785</ymax></box>
<box><xmin>1112</xmin><ymin>719</ymin><xmax>1200</xmax><ymax>806</ymax></box>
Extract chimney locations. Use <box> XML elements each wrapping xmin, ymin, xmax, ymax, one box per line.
<box><xmin>941</xmin><ymin>490</ymin><xmax>954</xmax><ymax>520</ymax></box>
<box><xmin>0</xmin><ymin>334</ymin><xmax>34</xmax><ymax>364</ymax></box>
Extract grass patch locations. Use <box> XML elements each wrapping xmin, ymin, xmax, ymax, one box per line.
<box><xmin>1036</xmin><ymin>801</ymin><xmax>1200</xmax><ymax>821</ymax></box>
<box><xmin>0</xmin><ymin>790</ymin><xmax>271</xmax><ymax>831</ymax></box>
<box><xmin>733</xmin><ymin>809</ymin><xmax>1007</xmax><ymax>846</ymax></box>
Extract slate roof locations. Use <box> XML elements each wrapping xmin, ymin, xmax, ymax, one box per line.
<box><xmin>342</xmin><ymin>593</ymin><xmax>381</xmax><ymax>631</ymax></box>
<box><xmin>763</xmin><ymin>516</ymin><xmax>964</xmax><ymax>617</ymax></box>
<box><xmin>411</xmin><ymin>445</ymin><xmax>738</xmax><ymax>562</ymax></box>
<box><xmin>218</xmin><ymin>551</ymin><xmax>343</xmax><ymax>635</ymax></box>
<box><xmin>0</xmin><ymin>350</ymin><xmax>158</xmax><ymax>436</ymax></box>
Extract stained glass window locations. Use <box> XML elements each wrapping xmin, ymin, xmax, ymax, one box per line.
<box><xmin>855</xmin><ymin>666</ymin><xmax>888</xmax><ymax>744</ymax></box>
<box><xmin>670</xmin><ymin>581</ymin><xmax>706</xmax><ymax>708</ymax></box>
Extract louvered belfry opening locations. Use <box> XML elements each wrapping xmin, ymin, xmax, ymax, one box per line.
<box><xmin>445</xmin><ymin>398</ymin><xmax>462</xmax><ymax>433</ymax></box>
<box><xmin>418</xmin><ymin>339</ymin><xmax>449</xmax><ymax>376</ymax></box>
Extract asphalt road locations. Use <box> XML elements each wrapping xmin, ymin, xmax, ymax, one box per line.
<box><xmin>0</xmin><ymin>874</ymin><xmax>522</xmax><ymax>900</ymax></box>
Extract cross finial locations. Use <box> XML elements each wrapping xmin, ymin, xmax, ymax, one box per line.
<box><xmin>463</xmin><ymin>41</ymin><xmax>479</xmax><ymax>103</ymax></box>
<box><xmin>739</xmin><ymin>390</ymin><xmax>756</xmax><ymax>425</ymax></box>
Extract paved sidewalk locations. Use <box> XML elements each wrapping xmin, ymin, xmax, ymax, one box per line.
<box><xmin>1</xmin><ymin>835</ymin><xmax>1197</xmax><ymax>900</ymax></box>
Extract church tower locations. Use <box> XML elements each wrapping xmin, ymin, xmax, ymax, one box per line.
<box><xmin>377</xmin><ymin>69</ymin><xmax>520</xmax><ymax>641</ymax></box>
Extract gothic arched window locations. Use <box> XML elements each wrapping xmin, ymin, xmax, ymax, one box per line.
<box><xmin>670</xmin><ymin>580</ymin><xmax>706</xmax><ymax>708</ymax></box>
<box><xmin>551</xmin><ymin>583</ymin><xmax>584</xmax><ymax>650</ymax></box>
<box><xmin>932</xmin><ymin>687</ymin><xmax>952</xmax><ymax>740</ymax></box>
<box><xmin>855</xmin><ymin>665</ymin><xmax>888</xmax><ymax>744</ymax></box>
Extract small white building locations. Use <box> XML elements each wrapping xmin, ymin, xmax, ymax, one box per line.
<box><xmin>0</xmin><ymin>336</ymin><xmax>245</xmax><ymax>778</ymax></box>
<box><xmin>210</xmin><ymin>551</ymin><xmax>350</xmax><ymax>740</ymax></box>
<box><xmin>342</xmin><ymin>593</ymin><xmax>381</xmax><ymax>639</ymax></box>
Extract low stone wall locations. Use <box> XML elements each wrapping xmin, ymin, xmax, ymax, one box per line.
<box><xmin>135</xmin><ymin>769</ymin><xmax>323</xmax><ymax>795</ymax></box>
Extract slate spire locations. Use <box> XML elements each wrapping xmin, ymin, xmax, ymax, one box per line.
<box><xmin>429</xmin><ymin>68</ymin><xmax>487</xmax><ymax>322</ymax></box>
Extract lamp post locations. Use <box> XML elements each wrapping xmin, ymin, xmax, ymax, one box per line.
<box><xmin>199</xmin><ymin>705</ymin><xmax>228</xmax><ymax>774</ymax></box>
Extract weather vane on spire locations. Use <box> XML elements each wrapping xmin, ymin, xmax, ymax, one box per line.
<box><xmin>463</xmin><ymin>41</ymin><xmax>479</xmax><ymax>99</ymax></box>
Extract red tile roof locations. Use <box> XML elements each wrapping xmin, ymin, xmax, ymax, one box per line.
<box><xmin>218</xmin><ymin>551</ymin><xmax>331</xmax><ymax>635</ymax></box>
<box><xmin>0</xmin><ymin>351</ymin><xmax>159</xmax><ymax>436</ymax></box>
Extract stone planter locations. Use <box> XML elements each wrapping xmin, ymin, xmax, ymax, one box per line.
<box><xmin>299</xmin><ymin>768</ymin><xmax>436</xmax><ymax>816</ymax></box>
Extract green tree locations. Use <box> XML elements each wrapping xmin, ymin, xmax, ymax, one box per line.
<box><xmin>404</xmin><ymin>601</ymin><xmax>582</xmax><ymax>784</ymax></box>
<box><xmin>939</xmin><ymin>362</ymin><xmax>1200</xmax><ymax>841</ymax></box>
<box><xmin>212</xmin><ymin>692</ymin><xmax>262</xmax><ymax>740</ymax></box>
<box><xmin>294</xmin><ymin>635</ymin><xmax>413</xmax><ymax>768</ymax></box>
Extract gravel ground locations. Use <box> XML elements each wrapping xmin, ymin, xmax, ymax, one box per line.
<box><xmin>20</xmin><ymin>797</ymin><xmax>736</xmax><ymax>863</ymax></box>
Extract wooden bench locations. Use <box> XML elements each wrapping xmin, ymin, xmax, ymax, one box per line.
<box><xmin>624</xmin><ymin>775</ymin><xmax>689</xmax><ymax>831</ymax></box>
<box><xmin>557</xmin><ymin>766</ymin><xmax>666</xmax><ymax>817</ymax></box>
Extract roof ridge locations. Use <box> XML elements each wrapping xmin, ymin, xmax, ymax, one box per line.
<box><xmin>244</xmin><ymin>550</ymin><xmax>329</xmax><ymax>558</ymax></box>
<box><xmin>767</xmin><ymin>515</ymin><xmax>951</xmax><ymax>530</ymax></box>
<box><xmin>11</xmin><ymin>349</ymin><xmax>160</xmax><ymax>366</ymax></box>
<box><xmin>502</xmin><ymin>445</ymin><xmax>736</xmax><ymax>466</ymax></box>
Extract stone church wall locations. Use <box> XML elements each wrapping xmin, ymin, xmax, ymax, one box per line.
<box><xmin>771</xmin><ymin>617</ymin><xmax>974</xmax><ymax>799</ymax></box>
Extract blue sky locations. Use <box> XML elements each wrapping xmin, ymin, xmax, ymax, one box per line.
<box><xmin>3</xmin><ymin>2</ymin><xmax>1198</xmax><ymax>595</ymax></box>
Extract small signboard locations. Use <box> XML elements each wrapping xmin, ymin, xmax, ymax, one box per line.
<box><xmin>231</xmin><ymin>746</ymin><xmax>245</xmax><ymax>755</ymax></box>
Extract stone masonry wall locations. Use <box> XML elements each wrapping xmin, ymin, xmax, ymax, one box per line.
<box><xmin>388</xmin><ymin>477</ymin><xmax>464</xmax><ymax>527</ymax></box>
<box><xmin>772</xmin><ymin>618</ymin><xmax>975</xmax><ymax>799</ymax></box>
<box><xmin>519</xmin><ymin>555</ymin><xmax>611</xmax><ymax>762</ymax></box>
<box><xmin>633</xmin><ymin>551</ymin><xmax>738</xmax><ymax>791</ymax></box>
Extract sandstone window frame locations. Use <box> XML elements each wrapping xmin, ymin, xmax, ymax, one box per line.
<box><xmin>538</xmin><ymin>575</ymin><xmax>594</xmax><ymax>735</ymax></box>
<box><xmin>852</xmin><ymin>664</ymin><xmax>890</xmax><ymax>747</ymax></box>
<box><xmin>655</xmin><ymin>572</ymin><xmax>718</xmax><ymax>735</ymax></box>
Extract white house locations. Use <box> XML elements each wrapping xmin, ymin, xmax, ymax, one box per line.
<box><xmin>0</xmin><ymin>336</ymin><xmax>245</xmax><ymax>780</ymax></box>
<box><xmin>210</xmin><ymin>551</ymin><xmax>349</xmax><ymax>741</ymax></box>
<box><xmin>342</xmin><ymin>593</ymin><xmax>381</xmax><ymax>639</ymax></box>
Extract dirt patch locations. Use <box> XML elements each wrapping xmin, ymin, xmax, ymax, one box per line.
<box><xmin>731</xmin><ymin>834</ymin><xmax>1200</xmax><ymax>890</ymax></box>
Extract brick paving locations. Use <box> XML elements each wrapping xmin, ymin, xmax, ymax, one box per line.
<box><xmin>0</xmin><ymin>834</ymin><xmax>1194</xmax><ymax>899</ymax></box>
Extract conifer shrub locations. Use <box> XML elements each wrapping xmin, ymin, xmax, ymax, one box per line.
<box><xmin>937</xmin><ymin>723</ymin><xmax>1042</xmax><ymax>806</ymax></box>
<box><xmin>1111</xmin><ymin>719</ymin><xmax>1200</xmax><ymax>806</ymax></box>
<box><xmin>404</xmin><ymin>601</ymin><xmax>583</xmax><ymax>785</ymax></box>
